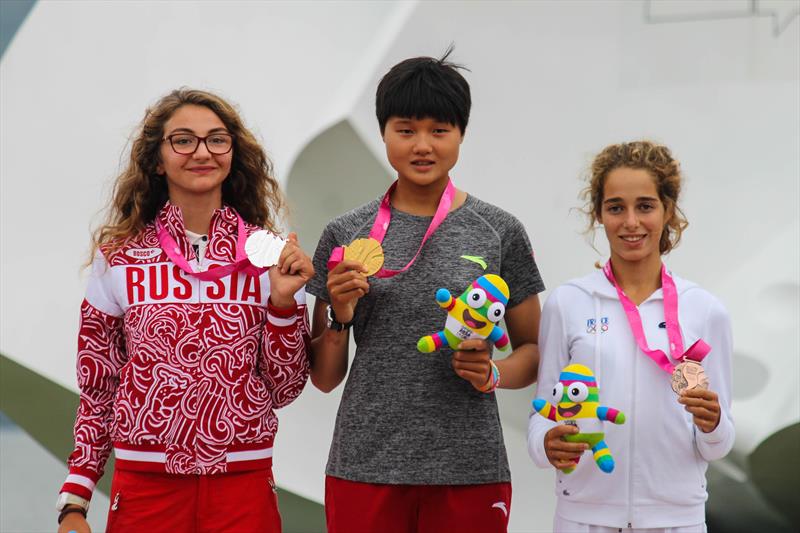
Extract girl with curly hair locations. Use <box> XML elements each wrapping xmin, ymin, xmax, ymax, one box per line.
<box><xmin>528</xmin><ymin>141</ymin><xmax>734</xmax><ymax>533</ymax></box>
<box><xmin>57</xmin><ymin>89</ymin><xmax>313</xmax><ymax>533</ymax></box>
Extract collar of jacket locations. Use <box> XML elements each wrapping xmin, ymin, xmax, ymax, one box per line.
<box><xmin>566</xmin><ymin>267</ymin><xmax>697</xmax><ymax>303</ymax></box>
<box><xmin>156</xmin><ymin>202</ymin><xmax>240</xmax><ymax>262</ymax></box>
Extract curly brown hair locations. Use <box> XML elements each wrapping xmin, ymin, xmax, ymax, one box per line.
<box><xmin>90</xmin><ymin>88</ymin><xmax>285</xmax><ymax>259</ymax></box>
<box><xmin>581</xmin><ymin>140</ymin><xmax>688</xmax><ymax>255</ymax></box>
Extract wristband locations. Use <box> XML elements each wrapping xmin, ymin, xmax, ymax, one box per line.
<box><xmin>326</xmin><ymin>306</ymin><xmax>353</xmax><ymax>331</ymax></box>
<box><xmin>477</xmin><ymin>360</ymin><xmax>500</xmax><ymax>393</ymax></box>
<box><xmin>58</xmin><ymin>506</ymin><xmax>87</xmax><ymax>524</ymax></box>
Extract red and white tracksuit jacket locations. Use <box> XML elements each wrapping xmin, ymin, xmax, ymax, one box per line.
<box><xmin>60</xmin><ymin>204</ymin><xmax>310</xmax><ymax>501</ymax></box>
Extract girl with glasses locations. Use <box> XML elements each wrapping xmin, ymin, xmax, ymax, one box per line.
<box><xmin>56</xmin><ymin>89</ymin><xmax>313</xmax><ymax>533</ymax></box>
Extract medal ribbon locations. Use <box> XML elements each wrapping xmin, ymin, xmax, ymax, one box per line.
<box><xmin>328</xmin><ymin>178</ymin><xmax>456</xmax><ymax>279</ymax></box>
<box><xmin>603</xmin><ymin>261</ymin><xmax>710</xmax><ymax>374</ymax></box>
<box><xmin>157</xmin><ymin>212</ymin><xmax>264</xmax><ymax>281</ymax></box>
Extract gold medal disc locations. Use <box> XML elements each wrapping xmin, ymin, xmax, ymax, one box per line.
<box><xmin>343</xmin><ymin>238</ymin><xmax>385</xmax><ymax>276</ymax></box>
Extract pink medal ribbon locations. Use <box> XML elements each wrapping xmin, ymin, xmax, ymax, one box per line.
<box><xmin>156</xmin><ymin>213</ymin><xmax>265</xmax><ymax>281</ymax></box>
<box><xmin>603</xmin><ymin>261</ymin><xmax>710</xmax><ymax>374</ymax></box>
<box><xmin>327</xmin><ymin>178</ymin><xmax>456</xmax><ymax>279</ymax></box>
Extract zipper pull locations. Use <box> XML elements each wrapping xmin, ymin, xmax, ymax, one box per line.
<box><xmin>111</xmin><ymin>492</ymin><xmax>120</xmax><ymax>511</ymax></box>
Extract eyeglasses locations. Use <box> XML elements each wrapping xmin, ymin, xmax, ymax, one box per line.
<box><xmin>163</xmin><ymin>133</ymin><xmax>234</xmax><ymax>155</ymax></box>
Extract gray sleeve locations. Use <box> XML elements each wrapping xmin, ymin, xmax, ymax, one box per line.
<box><xmin>501</xmin><ymin>217</ymin><xmax>545</xmax><ymax>309</ymax></box>
<box><xmin>306</xmin><ymin>223</ymin><xmax>338</xmax><ymax>303</ymax></box>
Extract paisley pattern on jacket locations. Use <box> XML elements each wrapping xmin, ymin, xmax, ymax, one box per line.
<box><xmin>62</xmin><ymin>204</ymin><xmax>309</xmax><ymax>500</ymax></box>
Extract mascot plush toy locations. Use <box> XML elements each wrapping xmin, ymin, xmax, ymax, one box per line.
<box><xmin>532</xmin><ymin>364</ymin><xmax>625</xmax><ymax>473</ymax></box>
<box><xmin>417</xmin><ymin>274</ymin><xmax>510</xmax><ymax>353</ymax></box>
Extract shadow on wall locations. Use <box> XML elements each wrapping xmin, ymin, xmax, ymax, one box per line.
<box><xmin>285</xmin><ymin>119</ymin><xmax>392</xmax><ymax>250</ymax></box>
<box><xmin>746</xmin><ymin>423</ymin><xmax>800</xmax><ymax>528</ymax></box>
<box><xmin>0</xmin><ymin>0</ymin><xmax>36</xmax><ymax>57</ymax></box>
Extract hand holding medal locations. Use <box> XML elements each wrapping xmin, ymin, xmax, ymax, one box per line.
<box><xmin>602</xmin><ymin>261</ymin><xmax>721</xmax><ymax>433</ymax></box>
<box><xmin>324</xmin><ymin>178</ymin><xmax>455</xmax><ymax>326</ymax></box>
<box><xmin>246</xmin><ymin>230</ymin><xmax>314</xmax><ymax>308</ymax></box>
<box><xmin>677</xmin><ymin>387</ymin><xmax>721</xmax><ymax>433</ymax></box>
<box><xmin>670</xmin><ymin>359</ymin><xmax>709</xmax><ymax>395</ymax></box>
<box><xmin>245</xmin><ymin>230</ymin><xmax>287</xmax><ymax>268</ymax></box>
<box><xmin>324</xmin><ymin>238</ymin><xmax>384</xmax><ymax>326</ymax></box>
<box><xmin>327</xmin><ymin>178</ymin><xmax>455</xmax><ymax>278</ymax></box>
<box><xmin>342</xmin><ymin>238</ymin><xmax>385</xmax><ymax>276</ymax></box>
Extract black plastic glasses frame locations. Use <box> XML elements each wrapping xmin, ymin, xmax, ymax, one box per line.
<box><xmin>163</xmin><ymin>133</ymin><xmax>234</xmax><ymax>155</ymax></box>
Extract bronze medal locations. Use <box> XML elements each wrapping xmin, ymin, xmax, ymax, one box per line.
<box><xmin>671</xmin><ymin>359</ymin><xmax>709</xmax><ymax>395</ymax></box>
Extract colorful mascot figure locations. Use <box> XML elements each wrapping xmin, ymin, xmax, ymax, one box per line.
<box><xmin>532</xmin><ymin>364</ymin><xmax>625</xmax><ymax>473</ymax></box>
<box><xmin>417</xmin><ymin>274</ymin><xmax>511</xmax><ymax>353</ymax></box>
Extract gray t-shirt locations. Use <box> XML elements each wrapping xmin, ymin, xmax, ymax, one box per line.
<box><xmin>307</xmin><ymin>194</ymin><xmax>545</xmax><ymax>485</ymax></box>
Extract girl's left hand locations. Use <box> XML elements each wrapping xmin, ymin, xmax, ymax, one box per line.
<box><xmin>268</xmin><ymin>233</ymin><xmax>314</xmax><ymax>308</ymax></box>
<box><xmin>678</xmin><ymin>388</ymin><xmax>721</xmax><ymax>433</ymax></box>
<box><xmin>452</xmin><ymin>339</ymin><xmax>492</xmax><ymax>390</ymax></box>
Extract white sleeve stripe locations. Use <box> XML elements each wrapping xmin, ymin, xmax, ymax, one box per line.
<box><xmin>227</xmin><ymin>447</ymin><xmax>274</xmax><ymax>462</ymax></box>
<box><xmin>64</xmin><ymin>474</ymin><xmax>96</xmax><ymax>491</ymax></box>
<box><xmin>268</xmin><ymin>314</ymin><xmax>297</xmax><ymax>327</ymax></box>
<box><xmin>114</xmin><ymin>449</ymin><xmax>167</xmax><ymax>462</ymax></box>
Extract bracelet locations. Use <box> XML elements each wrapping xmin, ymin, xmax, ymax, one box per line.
<box><xmin>58</xmin><ymin>506</ymin><xmax>87</xmax><ymax>525</ymax></box>
<box><xmin>477</xmin><ymin>360</ymin><xmax>500</xmax><ymax>393</ymax></box>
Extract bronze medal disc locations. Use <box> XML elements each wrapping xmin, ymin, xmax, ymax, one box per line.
<box><xmin>671</xmin><ymin>360</ymin><xmax>709</xmax><ymax>395</ymax></box>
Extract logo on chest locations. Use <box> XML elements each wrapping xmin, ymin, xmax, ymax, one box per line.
<box><xmin>586</xmin><ymin>317</ymin><xmax>610</xmax><ymax>334</ymax></box>
<box><xmin>125</xmin><ymin>248</ymin><xmax>162</xmax><ymax>260</ymax></box>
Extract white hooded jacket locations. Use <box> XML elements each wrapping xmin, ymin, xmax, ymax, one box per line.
<box><xmin>528</xmin><ymin>269</ymin><xmax>734</xmax><ymax>529</ymax></box>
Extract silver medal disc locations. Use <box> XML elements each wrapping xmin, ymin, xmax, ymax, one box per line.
<box><xmin>245</xmin><ymin>231</ymin><xmax>287</xmax><ymax>268</ymax></box>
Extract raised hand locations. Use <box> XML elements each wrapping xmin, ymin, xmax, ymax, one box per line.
<box><xmin>326</xmin><ymin>259</ymin><xmax>369</xmax><ymax>324</ymax></box>
<box><xmin>678</xmin><ymin>387</ymin><xmax>721</xmax><ymax>433</ymax></box>
<box><xmin>268</xmin><ymin>232</ymin><xmax>314</xmax><ymax>308</ymax></box>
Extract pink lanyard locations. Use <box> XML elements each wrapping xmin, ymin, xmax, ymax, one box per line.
<box><xmin>603</xmin><ymin>261</ymin><xmax>710</xmax><ymax>374</ymax></box>
<box><xmin>329</xmin><ymin>178</ymin><xmax>456</xmax><ymax>279</ymax></box>
<box><xmin>156</xmin><ymin>213</ymin><xmax>262</xmax><ymax>281</ymax></box>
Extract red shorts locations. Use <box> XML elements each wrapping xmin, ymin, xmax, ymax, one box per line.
<box><xmin>105</xmin><ymin>468</ymin><xmax>281</xmax><ymax>533</ymax></box>
<box><xmin>325</xmin><ymin>475</ymin><xmax>512</xmax><ymax>533</ymax></box>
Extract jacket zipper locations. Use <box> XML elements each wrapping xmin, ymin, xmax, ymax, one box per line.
<box><xmin>626</xmin><ymin>331</ymin><xmax>637</xmax><ymax>529</ymax></box>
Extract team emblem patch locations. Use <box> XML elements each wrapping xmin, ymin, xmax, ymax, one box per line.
<box><xmin>587</xmin><ymin>317</ymin><xmax>609</xmax><ymax>334</ymax></box>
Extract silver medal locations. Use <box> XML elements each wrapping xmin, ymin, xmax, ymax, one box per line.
<box><xmin>245</xmin><ymin>231</ymin><xmax>287</xmax><ymax>268</ymax></box>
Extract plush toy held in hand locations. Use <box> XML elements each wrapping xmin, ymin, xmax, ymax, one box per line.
<box><xmin>532</xmin><ymin>364</ymin><xmax>625</xmax><ymax>473</ymax></box>
<box><xmin>417</xmin><ymin>274</ymin><xmax>511</xmax><ymax>353</ymax></box>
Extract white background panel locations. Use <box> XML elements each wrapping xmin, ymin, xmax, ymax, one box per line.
<box><xmin>2</xmin><ymin>1</ymin><xmax>798</xmax><ymax>531</ymax></box>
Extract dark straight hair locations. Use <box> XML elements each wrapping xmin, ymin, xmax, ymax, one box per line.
<box><xmin>375</xmin><ymin>45</ymin><xmax>471</xmax><ymax>134</ymax></box>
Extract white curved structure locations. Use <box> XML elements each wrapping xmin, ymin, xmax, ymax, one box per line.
<box><xmin>2</xmin><ymin>1</ymin><xmax>798</xmax><ymax>531</ymax></box>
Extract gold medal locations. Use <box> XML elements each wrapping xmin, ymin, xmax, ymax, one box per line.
<box><xmin>343</xmin><ymin>238</ymin><xmax>385</xmax><ymax>276</ymax></box>
<box><xmin>671</xmin><ymin>359</ymin><xmax>709</xmax><ymax>395</ymax></box>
